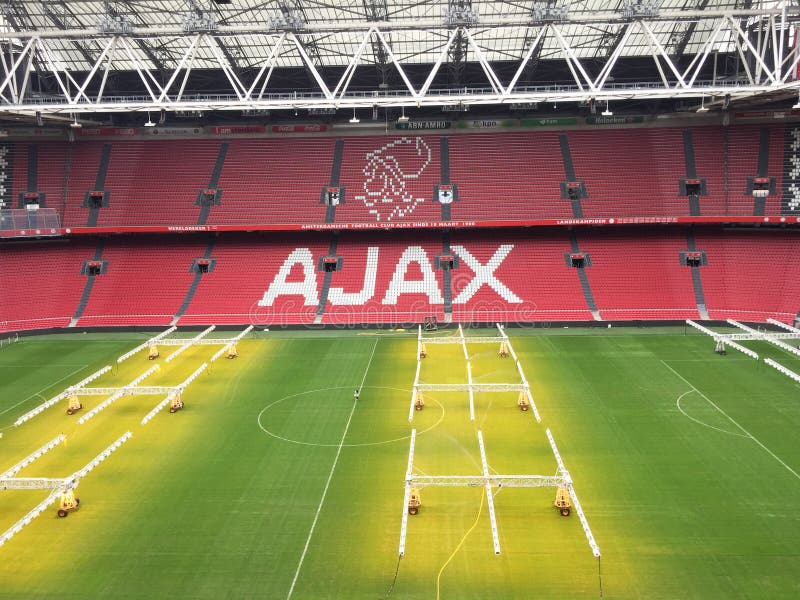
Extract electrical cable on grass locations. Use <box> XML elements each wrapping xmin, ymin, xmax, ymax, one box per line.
<box><xmin>435</xmin><ymin>489</ymin><xmax>485</xmax><ymax>600</ymax></box>
<box><xmin>383</xmin><ymin>555</ymin><xmax>402</xmax><ymax>598</ymax></box>
<box><xmin>598</xmin><ymin>556</ymin><xmax>603</xmax><ymax>598</ymax></box>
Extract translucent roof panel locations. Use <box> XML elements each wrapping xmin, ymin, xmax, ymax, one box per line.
<box><xmin>0</xmin><ymin>0</ymin><xmax>788</xmax><ymax>72</ymax></box>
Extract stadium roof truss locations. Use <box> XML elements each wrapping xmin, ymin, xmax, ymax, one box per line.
<box><xmin>0</xmin><ymin>1</ymin><xmax>798</xmax><ymax>115</ymax></box>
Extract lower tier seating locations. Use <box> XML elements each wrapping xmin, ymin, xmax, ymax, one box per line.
<box><xmin>1</xmin><ymin>227</ymin><xmax>797</xmax><ymax>331</ymax></box>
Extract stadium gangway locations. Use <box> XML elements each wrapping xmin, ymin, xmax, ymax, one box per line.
<box><xmin>398</xmin><ymin>429</ymin><xmax>594</xmax><ymax>557</ymax></box>
<box><xmin>685</xmin><ymin>320</ymin><xmax>759</xmax><ymax>359</ymax></box>
<box><xmin>0</xmin><ymin>431</ymin><xmax>132</xmax><ymax>549</ymax></box>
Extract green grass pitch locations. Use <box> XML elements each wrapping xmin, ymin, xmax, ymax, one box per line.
<box><xmin>0</xmin><ymin>326</ymin><xmax>799</xmax><ymax>599</ymax></box>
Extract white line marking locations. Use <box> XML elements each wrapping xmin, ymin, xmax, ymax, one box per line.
<box><xmin>0</xmin><ymin>365</ymin><xmax>89</xmax><ymax>417</ymax></box>
<box><xmin>675</xmin><ymin>390</ymin><xmax>747</xmax><ymax>438</ymax></box>
<box><xmin>257</xmin><ymin>386</ymin><xmax>446</xmax><ymax>447</ymax></box>
<box><xmin>661</xmin><ymin>360</ymin><xmax>800</xmax><ymax>481</ymax></box>
<box><xmin>286</xmin><ymin>338</ymin><xmax>379</xmax><ymax>600</ymax></box>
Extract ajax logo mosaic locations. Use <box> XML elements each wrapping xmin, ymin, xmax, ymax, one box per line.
<box><xmin>355</xmin><ymin>137</ymin><xmax>431</xmax><ymax>221</ymax></box>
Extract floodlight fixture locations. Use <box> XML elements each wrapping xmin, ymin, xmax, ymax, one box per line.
<box><xmin>397</xmin><ymin>106</ymin><xmax>409</xmax><ymax>123</ymax></box>
<box><xmin>601</xmin><ymin>101</ymin><xmax>612</xmax><ymax>117</ymax></box>
<box><xmin>349</xmin><ymin>108</ymin><xmax>360</xmax><ymax>124</ymax></box>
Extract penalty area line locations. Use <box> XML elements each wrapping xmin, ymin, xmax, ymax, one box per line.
<box><xmin>286</xmin><ymin>337</ymin><xmax>380</xmax><ymax>600</ymax></box>
<box><xmin>661</xmin><ymin>360</ymin><xmax>800</xmax><ymax>482</ymax></box>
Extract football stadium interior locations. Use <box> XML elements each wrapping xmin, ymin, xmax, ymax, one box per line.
<box><xmin>1</xmin><ymin>1</ymin><xmax>800</xmax><ymax>598</ymax></box>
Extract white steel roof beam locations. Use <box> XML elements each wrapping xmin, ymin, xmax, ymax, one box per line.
<box><xmin>246</xmin><ymin>32</ymin><xmax>286</xmax><ymax>101</ymax></box>
<box><xmin>594</xmin><ymin>20</ymin><xmax>636</xmax><ymax>91</ymax></box>
<box><xmin>206</xmin><ymin>34</ymin><xmax>247</xmax><ymax>101</ymax></box>
<box><xmin>781</xmin><ymin>49</ymin><xmax>800</xmax><ymax>84</ymax></box>
<box><xmin>463</xmin><ymin>28</ymin><xmax>505</xmax><ymax>96</ymax></box>
<box><xmin>683</xmin><ymin>18</ymin><xmax>726</xmax><ymax>88</ymax></box>
<box><xmin>36</xmin><ymin>39</ymin><xmax>78</xmax><ymax>106</ymax></box>
<box><xmin>118</xmin><ymin>35</ymin><xmax>163</xmax><ymax>102</ymax></box>
<box><xmin>158</xmin><ymin>34</ymin><xmax>201</xmax><ymax>103</ymax></box>
<box><xmin>639</xmin><ymin>20</ymin><xmax>687</xmax><ymax>88</ymax></box>
<box><xmin>0</xmin><ymin>42</ymin><xmax>16</xmax><ymax>103</ymax></box>
<box><xmin>332</xmin><ymin>28</ymin><xmax>373</xmax><ymax>99</ymax></box>
<box><xmin>550</xmin><ymin>25</ymin><xmax>595</xmax><ymax>93</ymax></box>
<box><xmin>96</xmin><ymin>37</ymin><xmax>119</xmax><ymax>103</ymax></box>
<box><xmin>419</xmin><ymin>27</ymin><xmax>460</xmax><ymax>98</ymax></box>
<box><xmin>732</xmin><ymin>23</ymin><xmax>756</xmax><ymax>85</ymax></box>
<box><xmin>505</xmin><ymin>25</ymin><xmax>546</xmax><ymax>97</ymax></box>
<box><xmin>290</xmin><ymin>32</ymin><xmax>333</xmax><ymax>101</ymax></box>
<box><xmin>4</xmin><ymin>81</ymin><xmax>797</xmax><ymax>114</ymax></box>
<box><xmin>727</xmin><ymin>15</ymin><xmax>778</xmax><ymax>86</ymax></box>
<box><xmin>770</xmin><ymin>14</ymin><xmax>780</xmax><ymax>85</ymax></box>
<box><xmin>3</xmin><ymin>9</ymin><xmax>799</xmax><ymax>40</ymax></box>
<box><xmin>72</xmin><ymin>36</ymin><xmax>117</xmax><ymax>105</ymax></box>
<box><xmin>373</xmin><ymin>27</ymin><xmax>419</xmax><ymax>98</ymax></box>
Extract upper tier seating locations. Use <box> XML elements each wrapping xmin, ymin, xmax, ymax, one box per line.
<box><xmin>8</xmin><ymin>124</ymin><xmax>787</xmax><ymax>228</ymax></box>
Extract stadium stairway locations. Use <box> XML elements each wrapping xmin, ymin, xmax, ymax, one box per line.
<box><xmin>558</xmin><ymin>133</ymin><xmax>585</xmax><ymax>218</ymax></box>
<box><xmin>681</xmin><ymin>129</ymin><xmax>702</xmax><ymax>216</ymax></box>
<box><xmin>324</xmin><ymin>139</ymin><xmax>345</xmax><ymax>224</ymax></box>
<box><xmin>24</xmin><ymin>145</ymin><xmax>39</xmax><ymax>208</ymax></box>
<box><xmin>314</xmin><ymin>233</ymin><xmax>339</xmax><ymax>324</ymax></box>
<box><xmin>441</xmin><ymin>231</ymin><xmax>453</xmax><ymax>323</ymax></box>
<box><xmin>70</xmin><ymin>240</ymin><xmax>105</xmax><ymax>327</ymax></box>
<box><xmin>569</xmin><ymin>231</ymin><xmax>601</xmax><ymax>320</ymax></box>
<box><xmin>753</xmin><ymin>128</ymin><xmax>772</xmax><ymax>216</ymax></box>
<box><xmin>439</xmin><ymin>137</ymin><xmax>452</xmax><ymax>221</ymax></box>
<box><xmin>685</xmin><ymin>228</ymin><xmax>709</xmax><ymax>319</ymax></box>
<box><xmin>197</xmin><ymin>142</ymin><xmax>229</xmax><ymax>225</ymax></box>
<box><xmin>86</xmin><ymin>144</ymin><xmax>112</xmax><ymax>227</ymax></box>
<box><xmin>172</xmin><ymin>235</ymin><xmax>217</xmax><ymax>325</ymax></box>
<box><xmin>0</xmin><ymin>144</ymin><xmax>12</xmax><ymax>210</ymax></box>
